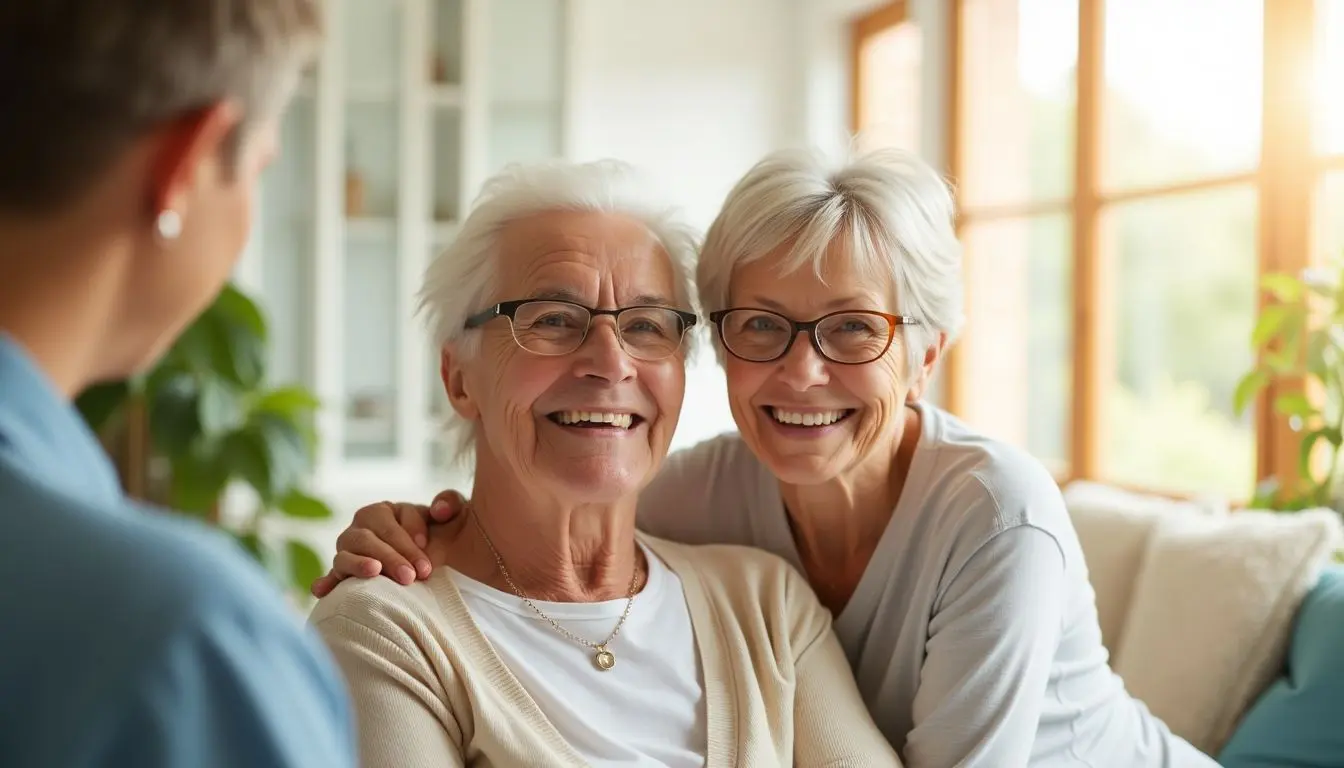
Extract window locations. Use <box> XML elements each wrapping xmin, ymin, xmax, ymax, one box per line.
<box><xmin>924</xmin><ymin>0</ymin><xmax>1342</xmax><ymax>499</ymax></box>
<box><xmin>852</xmin><ymin>2</ymin><xmax>922</xmax><ymax>154</ymax></box>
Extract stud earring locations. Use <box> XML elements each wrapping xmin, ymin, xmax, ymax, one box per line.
<box><xmin>156</xmin><ymin>210</ymin><xmax>183</xmax><ymax>240</ymax></box>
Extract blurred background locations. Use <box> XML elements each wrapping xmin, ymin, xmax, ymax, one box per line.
<box><xmin>121</xmin><ymin>0</ymin><xmax>1340</xmax><ymax>598</ymax></box>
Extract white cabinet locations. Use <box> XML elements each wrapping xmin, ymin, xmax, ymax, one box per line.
<box><xmin>238</xmin><ymin>0</ymin><xmax>569</xmax><ymax>505</ymax></box>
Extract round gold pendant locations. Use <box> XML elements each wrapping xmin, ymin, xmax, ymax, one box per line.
<box><xmin>594</xmin><ymin>648</ymin><xmax>616</xmax><ymax>671</ymax></box>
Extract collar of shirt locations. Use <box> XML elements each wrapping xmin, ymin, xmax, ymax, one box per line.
<box><xmin>0</xmin><ymin>334</ymin><xmax>124</xmax><ymax>508</ymax></box>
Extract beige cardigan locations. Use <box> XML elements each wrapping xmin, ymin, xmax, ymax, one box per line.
<box><xmin>310</xmin><ymin>534</ymin><xmax>902</xmax><ymax>767</ymax></box>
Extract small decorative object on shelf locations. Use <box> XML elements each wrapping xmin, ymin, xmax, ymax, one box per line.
<box><xmin>344</xmin><ymin>139</ymin><xmax>365</xmax><ymax>218</ymax></box>
<box><xmin>431</xmin><ymin>51</ymin><xmax>448</xmax><ymax>84</ymax></box>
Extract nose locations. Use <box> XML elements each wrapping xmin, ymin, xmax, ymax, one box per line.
<box><xmin>572</xmin><ymin>316</ymin><xmax>637</xmax><ymax>382</ymax></box>
<box><xmin>774</xmin><ymin>331</ymin><xmax>829</xmax><ymax>391</ymax></box>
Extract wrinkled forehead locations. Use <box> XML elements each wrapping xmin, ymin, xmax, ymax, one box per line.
<box><xmin>495</xmin><ymin>209</ymin><xmax>677</xmax><ymax>301</ymax></box>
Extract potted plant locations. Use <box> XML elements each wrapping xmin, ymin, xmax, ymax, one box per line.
<box><xmin>77</xmin><ymin>283</ymin><xmax>332</xmax><ymax>596</ymax></box>
<box><xmin>1234</xmin><ymin>256</ymin><xmax>1344</xmax><ymax>513</ymax></box>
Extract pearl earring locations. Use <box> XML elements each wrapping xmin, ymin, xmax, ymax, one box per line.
<box><xmin>156</xmin><ymin>210</ymin><xmax>183</xmax><ymax>240</ymax></box>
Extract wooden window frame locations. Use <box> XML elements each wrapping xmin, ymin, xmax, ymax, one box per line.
<box><xmin>851</xmin><ymin>2</ymin><xmax>912</xmax><ymax>136</ymax></box>
<box><xmin>872</xmin><ymin>0</ymin><xmax>1331</xmax><ymax>498</ymax></box>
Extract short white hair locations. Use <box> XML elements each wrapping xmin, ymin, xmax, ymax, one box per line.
<box><xmin>418</xmin><ymin>159</ymin><xmax>702</xmax><ymax>466</ymax></box>
<box><xmin>697</xmin><ymin>147</ymin><xmax>965</xmax><ymax>372</ymax></box>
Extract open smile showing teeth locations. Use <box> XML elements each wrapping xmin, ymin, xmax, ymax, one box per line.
<box><xmin>768</xmin><ymin>407</ymin><xmax>854</xmax><ymax>427</ymax></box>
<box><xmin>549</xmin><ymin>411</ymin><xmax>638</xmax><ymax>429</ymax></box>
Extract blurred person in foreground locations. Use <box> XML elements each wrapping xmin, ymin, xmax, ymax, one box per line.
<box><xmin>0</xmin><ymin>3</ymin><xmax>354</xmax><ymax>766</ymax></box>
<box><xmin>316</xmin><ymin>147</ymin><xmax>1219</xmax><ymax>768</ymax></box>
<box><xmin>307</xmin><ymin>159</ymin><xmax>901</xmax><ymax>767</ymax></box>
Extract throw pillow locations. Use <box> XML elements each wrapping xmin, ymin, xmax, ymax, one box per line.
<box><xmin>1111</xmin><ymin>508</ymin><xmax>1342</xmax><ymax>756</ymax></box>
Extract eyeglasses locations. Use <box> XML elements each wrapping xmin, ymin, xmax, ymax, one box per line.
<box><xmin>708</xmin><ymin>307</ymin><xmax>920</xmax><ymax>365</ymax></box>
<box><xmin>465</xmin><ymin>299</ymin><xmax>698</xmax><ymax>361</ymax></box>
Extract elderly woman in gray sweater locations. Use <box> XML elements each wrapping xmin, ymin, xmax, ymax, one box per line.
<box><xmin>316</xmin><ymin>147</ymin><xmax>1218</xmax><ymax>768</ymax></box>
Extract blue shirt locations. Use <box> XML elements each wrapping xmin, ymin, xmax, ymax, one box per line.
<box><xmin>0</xmin><ymin>335</ymin><xmax>356</xmax><ymax>767</ymax></box>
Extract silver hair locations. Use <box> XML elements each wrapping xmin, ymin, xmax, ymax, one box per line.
<box><xmin>696</xmin><ymin>146</ymin><xmax>965</xmax><ymax>374</ymax></box>
<box><xmin>418</xmin><ymin>159</ymin><xmax>702</xmax><ymax>466</ymax></box>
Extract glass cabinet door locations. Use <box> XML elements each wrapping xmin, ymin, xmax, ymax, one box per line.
<box><xmin>255</xmin><ymin>77</ymin><xmax>319</xmax><ymax>392</ymax></box>
<box><xmin>340</xmin><ymin>0</ymin><xmax>406</xmax><ymax>460</ymax></box>
<box><xmin>485</xmin><ymin>0</ymin><xmax>566</xmax><ymax>175</ymax></box>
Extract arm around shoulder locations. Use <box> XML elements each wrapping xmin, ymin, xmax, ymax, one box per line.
<box><xmin>785</xmin><ymin>567</ymin><xmax>904</xmax><ymax>767</ymax></box>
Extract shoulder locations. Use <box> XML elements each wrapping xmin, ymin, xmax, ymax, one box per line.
<box><xmin>0</xmin><ymin>472</ymin><xmax>353</xmax><ymax>763</ymax></box>
<box><xmin>917</xmin><ymin>406</ymin><xmax>1073</xmax><ymax>567</ymax></box>
<box><xmin>309</xmin><ymin>571</ymin><xmax>445</xmax><ymax>645</ymax></box>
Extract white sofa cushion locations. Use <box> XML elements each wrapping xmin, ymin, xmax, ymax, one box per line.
<box><xmin>1109</xmin><ymin>507</ymin><xmax>1342</xmax><ymax>756</ymax></box>
<box><xmin>1061</xmin><ymin>481</ymin><xmax>1221</xmax><ymax>653</ymax></box>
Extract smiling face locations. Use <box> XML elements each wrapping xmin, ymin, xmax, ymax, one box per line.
<box><xmin>721</xmin><ymin>238</ymin><xmax>937</xmax><ymax>486</ymax></box>
<box><xmin>442</xmin><ymin>209</ymin><xmax>688</xmax><ymax>504</ymax></box>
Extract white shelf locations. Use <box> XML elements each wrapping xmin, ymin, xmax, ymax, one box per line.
<box><xmin>344</xmin><ymin>217</ymin><xmax>398</xmax><ymax>240</ymax></box>
<box><xmin>247</xmin><ymin>0</ymin><xmax>567</xmax><ymax>499</ymax></box>
<box><xmin>427</xmin><ymin>85</ymin><xmax>464</xmax><ymax>109</ymax></box>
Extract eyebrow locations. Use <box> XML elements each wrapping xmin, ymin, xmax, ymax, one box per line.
<box><xmin>529</xmin><ymin>289</ymin><xmax>677</xmax><ymax>307</ymax></box>
<box><xmin>749</xmin><ymin>295</ymin><xmax>873</xmax><ymax>312</ymax></box>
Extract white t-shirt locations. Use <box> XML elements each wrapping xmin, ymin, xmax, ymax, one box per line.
<box><xmin>636</xmin><ymin>402</ymin><xmax>1219</xmax><ymax>768</ymax></box>
<box><xmin>450</xmin><ymin>542</ymin><xmax>707</xmax><ymax>768</ymax></box>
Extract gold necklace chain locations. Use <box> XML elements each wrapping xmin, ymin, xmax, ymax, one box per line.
<box><xmin>468</xmin><ymin>509</ymin><xmax>642</xmax><ymax>671</ymax></box>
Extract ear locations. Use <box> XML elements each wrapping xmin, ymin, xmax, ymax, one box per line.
<box><xmin>147</xmin><ymin>101</ymin><xmax>244</xmax><ymax>222</ymax></box>
<box><xmin>905</xmin><ymin>331</ymin><xmax>948</xmax><ymax>403</ymax></box>
<box><xmin>441</xmin><ymin>344</ymin><xmax>480</xmax><ymax>421</ymax></box>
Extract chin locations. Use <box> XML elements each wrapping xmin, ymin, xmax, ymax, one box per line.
<box><xmin>544</xmin><ymin>458</ymin><xmax>650</xmax><ymax>504</ymax></box>
<box><xmin>754</xmin><ymin>449</ymin><xmax>848</xmax><ymax>487</ymax></box>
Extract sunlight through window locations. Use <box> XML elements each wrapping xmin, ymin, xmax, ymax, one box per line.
<box><xmin>1319</xmin><ymin>0</ymin><xmax>1344</xmax><ymax>156</ymax></box>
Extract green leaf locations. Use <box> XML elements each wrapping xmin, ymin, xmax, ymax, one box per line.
<box><xmin>220</xmin><ymin>431</ymin><xmax>273</xmax><ymax>503</ymax></box>
<box><xmin>1300</xmin><ymin>428</ymin><xmax>1330</xmax><ymax>485</ymax></box>
<box><xmin>213</xmin><ymin>284</ymin><xmax>268</xmax><ymax>341</ymax></box>
<box><xmin>253</xmin><ymin>387</ymin><xmax>322</xmax><ymax>419</ymax></box>
<box><xmin>236</xmin><ymin>531</ymin><xmax>263</xmax><ymax>560</ymax></box>
<box><xmin>1261</xmin><ymin>272</ymin><xmax>1304</xmax><ymax>302</ymax></box>
<box><xmin>1233</xmin><ymin>369</ymin><xmax>1270</xmax><ymax>416</ymax></box>
<box><xmin>1307</xmin><ymin>331</ymin><xmax>1330</xmax><ymax>379</ymax></box>
<box><xmin>197</xmin><ymin>375</ymin><xmax>243</xmax><ymax>438</ymax></box>
<box><xmin>1252</xmin><ymin>304</ymin><xmax>1291</xmax><ymax>348</ymax></box>
<box><xmin>147</xmin><ymin>374</ymin><xmax>202</xmax><ymax>457</ymax></box>
<box><xmin>278</xmin><ymin>489</ymin><xmax>333</xmax><ymax>520</ymax></box>
<box><xmin>1250</xmin><ymin>476</ymin><xmax>1282</xmax><ymax>508</ymax></box>
<box><xmin>1274</xmin><ymin>392</ymin><xmax>1317</xmax><ymax>420</ymax></box>
<box><xmin>1325</xmin><ymin>427</ymin><xmax>1343</xmax><ymax>448</ymax></box>
<box><xmin>75</xmin><ymin>380</ymin><xmax>130</xmax><ymax>433</ymax></box>
<box><xmin>287</xmin><ymin>540</ymin><xmax>326</xmax><ymax>590</ymax></box>
<box><xmin>168</xmin><ymin>449</ymin><xmax>229</xmax><ymax>513</ymax></box>
<box><xmin>251</xmin><ymin>413</ymin><xmax>315</xmax><ymax>497</ymax></box>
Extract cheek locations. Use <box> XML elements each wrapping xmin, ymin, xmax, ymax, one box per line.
<box><xmin>852</xmin><ymin>362</ymin><xmax>907</xmax><ymax>443</ymax></box>
<box><xmin>723</xmin><ymin>359</ymin><xmax>765</xmax><ymax>408</ymax></box>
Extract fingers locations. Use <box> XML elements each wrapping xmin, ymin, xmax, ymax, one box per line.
<box><xmin>430</xmin><ymin>489</ymin><xmax>468</xmax><ymax>523</ymax></box>
<box><xmin>310</xmin><ymin>570</ymin><xmax>338</xmax><ymax>598</ymax></box>
<box><xmin>396</xmin><ymin>502</ymin><xmax>432</xmax><ymax>550</ymax></box>
<box><xmin>332</xmin><ymin>529</ymin><xmax>419</xmax><ymax>585</ymax></box>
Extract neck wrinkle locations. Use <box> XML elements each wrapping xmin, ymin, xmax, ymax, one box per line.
<box><xmin>468</xmin><ymin>458</ymin><xmax>644</xmax><ymax>603</ymax></box>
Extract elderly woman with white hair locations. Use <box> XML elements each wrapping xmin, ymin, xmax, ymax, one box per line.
<box><xmin>316</xmin><ymin>148</ymin><xmax>1219</xmax><ymax>767</ymax></box>
<box><xmin>307</xmin><ymin>159</ymin><xmax>900</xmax><ymax>767</ymax></box>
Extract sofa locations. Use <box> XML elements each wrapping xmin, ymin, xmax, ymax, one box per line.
<box><xmin>1061</xmin><ymin>482</ymin><xmax>1344</xmax><ymax>767</ymax></box>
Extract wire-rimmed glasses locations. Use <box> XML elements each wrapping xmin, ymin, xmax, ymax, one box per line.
<box><xmin>465</xmin><ymin>299</ymin><xmax>698</xmax><ymax>361</ymax></box>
